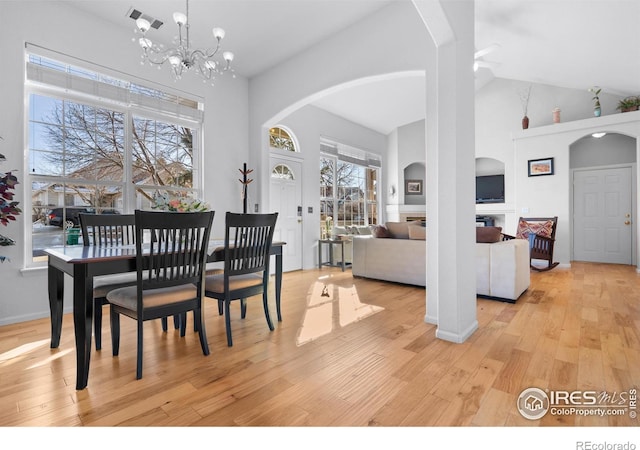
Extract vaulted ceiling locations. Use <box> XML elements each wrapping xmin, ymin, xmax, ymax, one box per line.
<box><xmin>69</xmin><ymin>0</ymin><xmax>640</xmax><ymax>135</ymax></box>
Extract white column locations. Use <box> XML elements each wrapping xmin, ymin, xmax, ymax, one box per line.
<box><xmin>413</xmin><ymin>0</ymin><xmax>478</xmax><ymax>342</ymax></box>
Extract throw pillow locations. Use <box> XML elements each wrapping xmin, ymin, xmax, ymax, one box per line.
<box><xmin>333</xmin><ymin>226</ymin><xmax>349</xmax><ymax>236</ymax></box>
<box><xmin>354</xmin><ymin>225</ymin><xmax>372</xmax><ymax>235</ymax></box>
<box><xmin>408</xmin><ymin>224</ymin><xmax>426</xmax><ymax>240</ymax></box>
<box><xmin>476</xmin><ymin>226</ymin><xmax>502</xmax><ymax>243</ymax></box>
<box><xmin>371</xmin><ymin>225</ymin><xmax>391</xmax><ymax>238</ymax></box>
<box><xmin>516</xmin><ymin>220</ymin><xmax>554</xmax><ymax>239</ymax></box>
<box><xmin>385</xmin><ymin>221</ymin><xmax>411</xmax><ymax>239</ymax></box>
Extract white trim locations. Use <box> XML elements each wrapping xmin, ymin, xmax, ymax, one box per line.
<box><xmin>25</xmin><ymin>42</ymin><xmax>203</xmax><ymax>104</ymax></box>
<box><xmin>435</xmin><ymin>320</ymin><xmax>479</xmax><ymax>344</ymax></box>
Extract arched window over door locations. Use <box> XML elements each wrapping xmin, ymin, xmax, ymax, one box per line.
<box><xmin>271</xmin><ymin>163</ymin><xmax>294</xmax><ymax>180</ymax></box>
<box><xmin>269</xmin><ymin>127</ymin><xmax>297</xmax><ymax>152</ymax></box>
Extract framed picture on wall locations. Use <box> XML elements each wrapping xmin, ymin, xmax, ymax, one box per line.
<box><xmin>528</xmin><ymin>157</ymin><xmax>554</xmax><ymax>177</ymax></box>
<box><xmin>405</xmin><ymin>179</ymin><xmax>423</xmax><ymax>195</ymax></box>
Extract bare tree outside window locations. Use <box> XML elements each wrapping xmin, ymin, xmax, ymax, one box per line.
<box><xmin>29</xmin><ymin>94</ymin><xmax>200</xmax><ymax>258</ymax></box>
<box><xmin>320</xmin><ymin>154</ymin><xmax>378</xmax><ymax>235</ymax></box>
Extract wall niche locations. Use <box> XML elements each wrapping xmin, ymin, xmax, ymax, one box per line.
<box><xmin>403</xmin><ymin>162</ymin><xmax>425</xmax><ymax>205</ymax></box>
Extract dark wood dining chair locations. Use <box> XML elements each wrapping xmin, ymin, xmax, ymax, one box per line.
<box><xmin>79</xmin><ymin>213</ymin><xmax>137</xmax><ymax>351</ymax></box>
<box><xmin>106</xmin><ymin>210</ymin><xmax>214</xmax><ymax>379</ymax></box>
<box><xmin>204</xmin><ymin>212</ymin><xmax>278</xmax><ymax>347</ymax></box>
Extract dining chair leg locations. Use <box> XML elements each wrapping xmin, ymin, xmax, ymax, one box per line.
<box><xmin>161</xmin><ymin>317</ymin><xmax>168</xmax><ymax>332</ymax></box>
<box><xmin>173</xmin><ymin>314</ymin><xmax>180</xmax><ymax>330</ymax></box>
<box><xmin>224</xmin><ymin>299</ymin><xmax>233</xmax><ymax>347</ymax></box>
<box><xmin>110</xmin><ymin>308</ymin><xmax>120</xmax><ymax>356</ymax></box>
<box><xmin>240</xmin><ymin>298</ymin><xmax>247</xmax><ymax>319</ymax></box>
<box><xmin>94</xmin><ymin>299</ymin><xmax>103</xmax><ymax>351</ymax></box>
<box><xmin>218</xmin><ymin>300</ymin><xmax>223</xmax><ymax>316</ymax></box>
<box><xmin>136</xmin><ymin>322</ymin><xmax>143</xmax><ymax>380</ymax></box>
<box><xmin>179</xmin><ymin>313</ymin><xmax>187</xmax><ymax>337</ymax></box>
<box><xmin>263</xmin><ymin>291</ymin><xmax>274</xmax><ymax>331</ymax></box>
<box><xmin>195</xmin><ymin>307</ymin><xmax>210</xmax><ymax>356</ymax></box>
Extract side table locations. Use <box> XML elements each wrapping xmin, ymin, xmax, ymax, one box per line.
<box><xmin>318</xmin><ymin>238</ymin><xmax>352</xmax><ymax>272</ymax></box>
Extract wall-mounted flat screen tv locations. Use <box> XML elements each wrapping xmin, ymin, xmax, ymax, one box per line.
<box><xmin>476</xmin><ymin>174</ymin><xmax>504</xmax><ymax>204</ymax></box>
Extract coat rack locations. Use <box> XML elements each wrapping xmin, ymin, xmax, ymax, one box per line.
<box><xmin>238</xmin><ymin>163</ymin><xmax>253</xmax><ymax>214</ymax></box>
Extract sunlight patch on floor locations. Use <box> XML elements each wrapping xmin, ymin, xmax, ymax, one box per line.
<box><xmin>296</xmin><ymin>278</ymin><xmax>384</xmax><ymax>346</ymax></box>
<box><xmin>0</xmin><ymin>338</ymin><xmax>50</xmax><ymax>366</ymax></box>
<box><xmin>27</xmin><ymin>348</ymin><xmax>73</xmax><ymax>369</ymax></box>
<box><xmin>338</xmin><ymin>285</ymin><xmax>384</xmax><ymax>327</ymax></box>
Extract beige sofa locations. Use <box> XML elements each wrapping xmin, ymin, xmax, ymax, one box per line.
<box><xmin>351</xmin><ymin>222</ymin><xmax>530</xmax><ymax>302</ymax></box>
<box><xmin>329</xmin><ymin>225</ymin><xmax>373</xmax><ymax>265</ymax></box>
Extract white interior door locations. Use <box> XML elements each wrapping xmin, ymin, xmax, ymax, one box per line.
<box><xmin>270</xmin><ymin>159</ymin><xmax>303</xmax><ymax>272</ymax></box>
<box><xmin>573</xmin><ymin>166</ymin><xmax>633</xmax><ymax>264</ymax></box>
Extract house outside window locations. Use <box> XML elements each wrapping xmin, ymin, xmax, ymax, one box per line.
<box><xmin>320</xmin><ymin>141</ymin><xmax>379</xmax><ymax>236</ymax></box>
<box><xmin>26</xmin><ymin>49</ymin><xmax>204</xmax><ymax>264</ymax></box>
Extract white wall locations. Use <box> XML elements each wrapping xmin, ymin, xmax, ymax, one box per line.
<box><xmin>513</xmin><ymin>111</ymin><xmax>640</xmax><ymax>266</ymax></box>
<box><xmin>386</xmin><ymin>77</ymin><xmax>638</xmax><ymax>238</ymax></box>
<box><xmin>0</xmin><ymin>1</ymin><xmax>249</xmax><ymax>324</ymax></box>
<box><xmin>248</xmin><ymin>1</ymin><xmax>431</xmax><ymax>214</ymax></box>
<box><xmin>398</xmin><ymin>120</ymin><xmax>426</xmax><ymax>206</ymax></box>
<box><xmin>570</xmin><ymin>133</ymin><xmax>636</xmax><ymax>168</ymax></box>
<box><xmin>274</xmin><ymin>105</ymin><xmax>386</xmax><ymax>269</ymax></box>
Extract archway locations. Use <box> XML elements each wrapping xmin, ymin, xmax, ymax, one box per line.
<box><xmin>570</xmin><ymin>132</ymin><xmax>637</xmax><ymax>264</ymax></box>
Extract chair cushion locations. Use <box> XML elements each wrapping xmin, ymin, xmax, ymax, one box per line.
<box><xmin>516</xmin><ymin>220</ymin><xmax>554</xmax><ymax>239</ymax></box>
<box><xmin>106</xmin><ymin>284</ymin><xmax>198</xmax><ymax>311</ymax></box>
<box><xmin>205</xmin><ymin>273</ymin><xmax>264</xmax><ymax>293</ymax></box>
<box><xmin>93</xmin><ymin>272</ymin><xmax>138</xmax><ymax>298</ymax></box>
<box><xmin>476</xmin><ymin>226</ymin><xmax>502</xmax><ymax>243</ymax></box>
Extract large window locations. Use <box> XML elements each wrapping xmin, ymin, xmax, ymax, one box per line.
<box><xmin>320</xmin><ymin>142</ymin><xmax>379</xmax><ymax>235</ymax></box>
<box><xmin>26</xmin><ymin>49</ymin><xmax>203</xmax><ymax>263</ymax></box>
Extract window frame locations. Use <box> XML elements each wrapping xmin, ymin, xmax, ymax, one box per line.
<box><xmin>25</xmin><ymin>52</ymin><xmax>205</xmax><ymax>267</ymax></box>
<box><xmin>320</xmin><ymin>151</ymin><xmax>379</xmax><ymax>232</ymax></box>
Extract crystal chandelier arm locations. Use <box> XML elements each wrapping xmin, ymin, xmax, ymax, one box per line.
<box><xmin>140</xmin><ymin>43</ymin><xmax>181</xmax><ymax>66</ymax></box>
<box><xmin>190</xmin><ymin>43</ymin><xmax>221</xmax><ymax>61</ymax></box>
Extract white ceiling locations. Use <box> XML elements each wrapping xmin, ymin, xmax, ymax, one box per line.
<box><xmin>69</xmin><ymin>0</ymin><xmax>640</xmax><ymax>135</ymax></box>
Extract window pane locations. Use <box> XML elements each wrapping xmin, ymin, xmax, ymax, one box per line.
<box><xmin>319</xmin><ymin>150</ymin><xmax>378</xmax><ymax>232</ymax></box>
<box><xmin>132</xmin><ymin>118</ymin><xmax>194</xmax><ymax>188</ymax></box>
<box><xmin>27</xmin><ymin>56</ymin><xmax>203</xmax><ymax>264</ymax></box>
<box><xmin>269</xmin><ymin>127</ymin><xmax>296</xmax><ymax>152</ymax></box>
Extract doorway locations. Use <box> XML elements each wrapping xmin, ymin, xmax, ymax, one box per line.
<box><xmin>269</xmin><ymin>158</ymin><xmax>303</xmax><ymax>272</ymax></box>
<box><xmin>573</xmin><ymin>166</ymin><xmax>633</xmax><ymax>264</ymax></box>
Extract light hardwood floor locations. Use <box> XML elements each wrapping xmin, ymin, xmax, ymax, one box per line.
<box><xmin>0</xmin><ymin>262</ymin><xmax>638</xmax><ymax>427</ymax></box>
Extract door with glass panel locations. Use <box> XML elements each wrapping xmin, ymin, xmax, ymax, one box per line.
<box><xmin>269</xmin><ymin>159</ymin><xmax>303</xmax><ymax>272</ymax></box>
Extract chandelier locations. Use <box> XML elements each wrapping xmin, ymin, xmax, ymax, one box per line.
<box><xmin>134</xmin><ymin>0</ymin><xmax>234</xmax><ymax>83</ymax></box>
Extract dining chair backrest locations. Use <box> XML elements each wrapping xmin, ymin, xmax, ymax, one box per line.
<box><xmin>223</xmin><ymin>212</ymin><xmax>278</xmax><ymax>281</ymax></box>
<box><xmin>134</xmin><ymin>210</ymin><xmax>214</xmax><ymax>293</ymax></box>
<box><xmin>79</xmin><ymin>213</ymin><xmax>136</xmax><ymax>247</ymax></box>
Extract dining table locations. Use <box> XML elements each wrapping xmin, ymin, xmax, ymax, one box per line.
<box><xmin>45</xmin><ymin>240</ymin><xmax>285</xmax><ymax>390</ymax></box>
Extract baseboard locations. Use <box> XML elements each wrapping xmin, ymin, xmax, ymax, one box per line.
<box><xmin>435</xmin><ymin>319</ymin><xmax>479</xmax><ymax>343</ymax></box>
<box><xmin>477</xmin><ymin>294</ymin><xmax>517</xmax><ymax>304</ymax></box>
<box><xmin>424</xmin><ymin>313</ymin><xmax>437</xmax><ymax>324</ymax></box>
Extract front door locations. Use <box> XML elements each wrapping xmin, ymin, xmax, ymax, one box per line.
<box><xmin>269</xmin><ymin>158</ymin><xmax>303</xmax><ymax>272</ymax></box>
<box><xmin>573</xmin><ymin>166</ymin><xmax>633</xmax><ymax>264</ymax></box>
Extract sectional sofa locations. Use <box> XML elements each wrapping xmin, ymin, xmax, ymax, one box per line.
<box><xmin>351</xmin><ymin>222</ymin><xmax>530</xmax><ymax>302</ymax></box>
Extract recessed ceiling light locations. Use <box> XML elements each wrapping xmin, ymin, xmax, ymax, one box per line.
<box><xmin>592</xmin><ymin>132</ymin><xmax>606</xmax><ymax>138</ymax></box>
